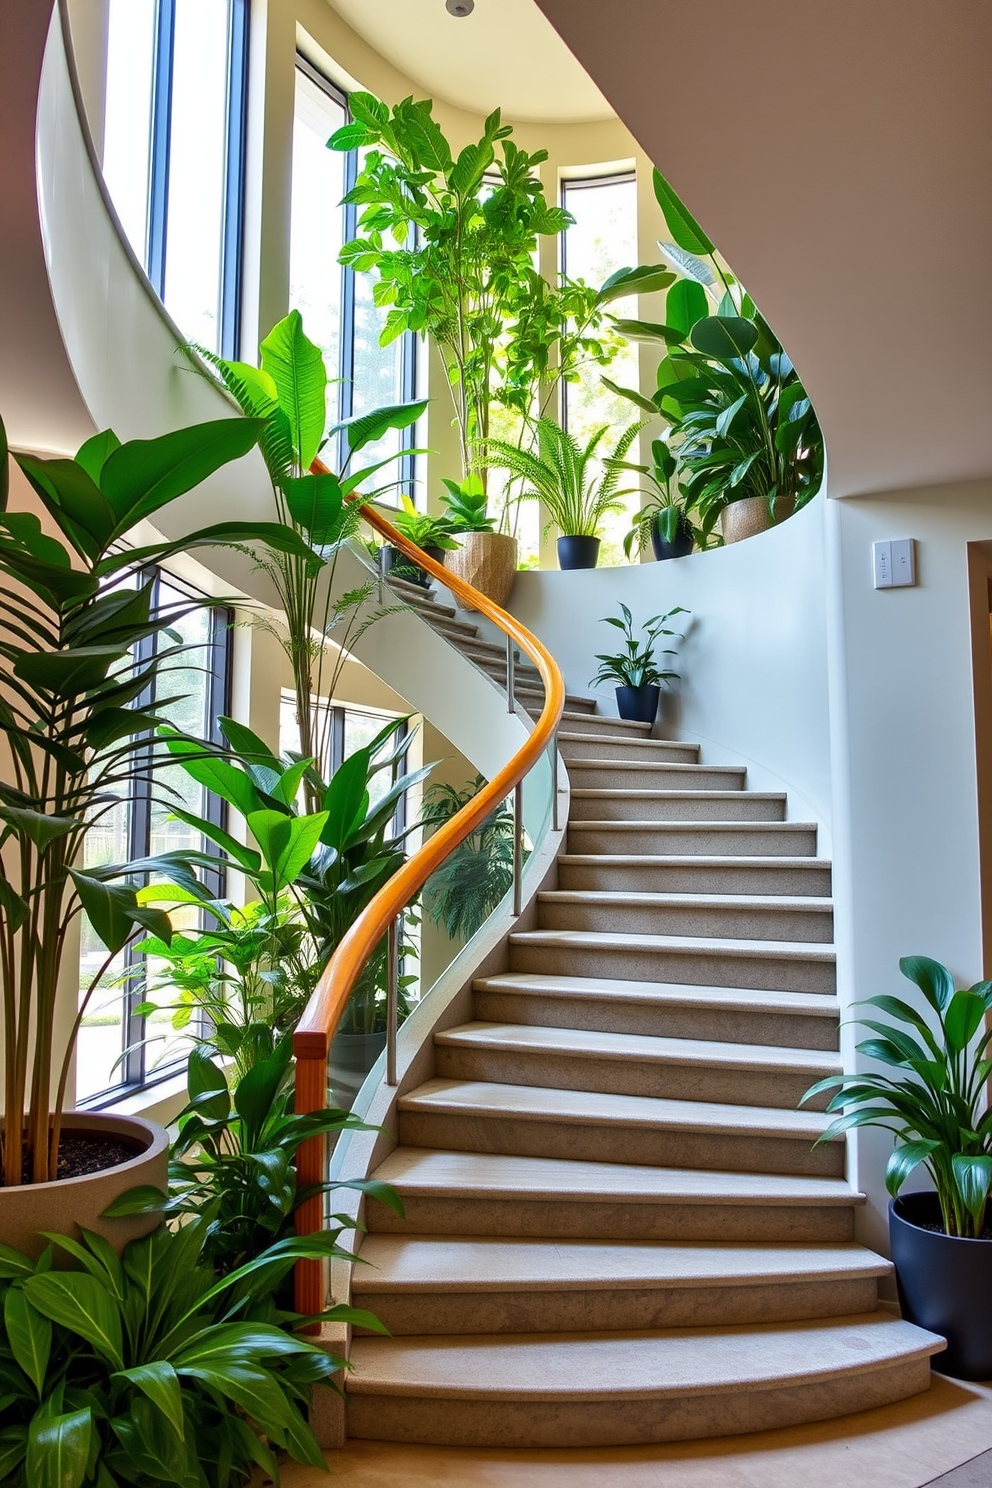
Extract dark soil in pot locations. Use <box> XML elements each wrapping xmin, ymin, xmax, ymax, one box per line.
<box><xmin>1</xmin><ymin>1130</ymin><xmax>142</xmax><ymax>1187</ymax></box>
<box><xmin>651</xmin><ymin>515</ymin><xmax>694</xmax><ymax>561</ymax></box>
<box><xmin>616</xmin><ymin>684</ymin><xmax>660</xmax><ymax>724</ymax></box>
<box><xmin>557</xmin><ymin>535</ymin><xmax>600</xmax><ymax>570</ymax></box>
<box><xmin>890</xmin><ymin>1191</ymin><xmax>992</xmax><ymax>1379</ymax></box>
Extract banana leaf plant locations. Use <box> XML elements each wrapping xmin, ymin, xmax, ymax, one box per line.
<box><xmin>187</xmin><ymin>311</ymin><xmax>427</xmax><ymax>802</ymax></box>
<box><xmin>604</xmin><ymin>168</ymin><xmax>824</xmax><ymax>541</ymax></box>
<box><xmin>0</xmin><ymin>1213</ymin><xmax>386</xmax><ymax>1487</ymax></box>
<box><xmin>0</xmin><ymin>411</ymin><xmax>313</xmax><ymax>1186</ymax></box>
<box><xmin>802</xmin><ymin>956</ymin><xmax>992</xmax><ymax>1239</ymax></box>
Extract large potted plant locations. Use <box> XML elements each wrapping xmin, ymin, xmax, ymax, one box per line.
<box><xmin>590</xmin><ymin>603</ymin><xmax>688</xmax><ymax>723</ymax></box>
<box><xmin>385</xmin><ymin>495</ymin><xmax>458</xmax><ymax>588</ymax></box>
<box><xmin>0</xmin><ymin>410</ymin><xmax>311</xmax><ymax>1251</ymax></box>
<box><xmin>485</xmin><ymin>417</ymin><xmax>642</xmax><ymax>570</ymax></box>
<box><xmin>802</xmin><ymin>955</ymin><xmax>992</xmax><ymax>1380</ymax></box>
<box><xmin>437</xmin><ymin>475</ymin><xmax>518</xmax><ymax>609</ymax></box>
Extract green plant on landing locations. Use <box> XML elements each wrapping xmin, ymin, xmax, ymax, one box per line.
<box><xmin>188</xmin><ymin>311</ymin><xmax>427</xmax><ymax>802</ymax></box>
<box><xmin>801</xmin><ymin>956</ymin><xmax>992</xmax><ymax>1240</ymax></box>
<box><xmin>0</xmin><ymin>1215</ymin><xmax>386</xmax><ymax>1488</ymax></box>
<box><xmin>439</xmin><ymin>475</ymin><xmax>495</xmax><ymax>534</ymax></box>
<box><xmin>590</xmin><ymin>603</ymin><xmax>688</xmax><ymax>690</ymax></box>
<box><xmin>329</xmin><ymin>94</ymin><xmax>670</xmax><ymax>516</ymax></box>
<box><xmin>0</xmin><ymin>411</ymin><xmax>316</xmax><ymax>1187</ymax></box>
<box><xmin>483</xmin><ymin>417</ymin><xmax>642</xmax><ymax>541</ymax></box>
<box><xmin>421</xmin><ymin>776</ymin><xmax>515</xmax><ymax>942</ymax></box>
<box><xmin>604</xmin><ymin>168</ymin><xmax>824</xmax><ymax>541</ymax></box>
<box><xmin>390</xmin><ymin>494</ymin><xmax>458</xmax><ymax>554</ymax></box>
<box><xmin>617</xmin><ymin>436</ymin><xmax>705</xmax><ymax>560</ymax></box>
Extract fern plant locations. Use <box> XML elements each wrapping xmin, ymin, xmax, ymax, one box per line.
<box><xmin>482</xmin><ymin>417</ymin><xmax>642</xmax><ymax>539</ymax></box>
<box><xmin>422</xmin><ymin>776</ymin><xmax>515</xmax><ymax>941</ymax></box>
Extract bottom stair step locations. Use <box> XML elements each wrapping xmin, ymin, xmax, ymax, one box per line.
<box><xmin>346</xmin><ymin>1314</ymin><xmax>944</xmax><ymax>1447</ymax></box>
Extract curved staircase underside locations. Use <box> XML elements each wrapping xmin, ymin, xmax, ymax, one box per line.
<box><xmin>342</xmin><ymin>579</ymin><xmax>944</xmax><ymax>1448</ymax></box>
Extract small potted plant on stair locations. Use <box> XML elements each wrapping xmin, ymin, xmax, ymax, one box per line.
<box><xmin>802</xmin><ymin>954</ymin><xmax>992</xmax><ymax>1380</ymax></box>
<box><xmin>385</xmin><ymin>494</ymin><xmax>458</xmax><ymax>587</ymax></box>
<box><xmin>618</xmin><ymin>435</ymin><xmax>700</xmax><ymax>562</ymax></box>
<box><xmin>590</xmin><ymin>602</ymin><xmax>688</xmax><ymax>723</ymax></box>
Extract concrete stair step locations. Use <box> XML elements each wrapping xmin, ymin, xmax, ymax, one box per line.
<box><xmin>386</xmin><ymin>575</ymin><xmax>453</xmax><ymax>610</ymax></box>
<box><xmin>566</xmin><ymin>820</ymin><xmax>819</xmax><ymax>857</ymax></box>
<box><xmin>531</xmin><ymin>708</ymin><xmax>641</xmax><ymax>734</ymax></box>
<box><xmin>536</xmin><ymin>889</ymin><xmax>834</xmax><ymax>944</ymax></box>
<box><xmin>367</xmin><ymin>1149</ymin><xmax>865</xmax><ymax>1242</ymax></box>
<box><xmin>346</xmin><ymin>1314</ymin><xmax>943</xmax><ymax>1446</ymax></box>
<box><xmin>517</xmin><ymin>684</ymin><xmax>595</xmax><ymax>712</ymax></box>
<box><xmin>422</xmin><ymin>612</ymin><xmax>483</xmax><ymax>642</ymax></box>
<box><xmin>557</xmin><ymin>853</ymin><xmax>832</xmax><ymax>896</ymax></box>
<box><xmin>434</xmin><ymin>1021</ymin><xmax>840</xmax><ymax>1109</ymax></box>
<box><xmin>353</xmin><ymin>1235</ymin><xmax>889</xmax><ymax>1335</ymax></box>
<box><xmin>472</xmin><ymin>973</ymin><xmax>840</xmax><ymax>1051</ymax></box>
<box><xmin>570</xmin><ymin>789</ymin><xmax>786</xmax><ymax>823</ymax></box>
<box><xmin>557</xmin><ymin>730</ymin><xmax>699</xmax><ymax>763</ymax></box>
<box><xmin>396</xmin><ymin>1078</ymin><xmax>844</xmax><ymax>1177</ymax></box>
<box><xmin>509</xmin><ymin>928</ymin><xmax>836</xmax><ymax>994</ymax></box>
<box><xmin>566</xmin><ymin>760</ymin><xmax>746</xmax><ymax>792</ymax></box>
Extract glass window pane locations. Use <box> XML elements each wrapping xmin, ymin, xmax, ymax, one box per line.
<box><xmin>290</xmin><ymin>69</ymin><xmax>346</xmax><ymax>434</ymax></box>
<box><xmin>77</xmin><ymin>793</ymin><xmax>132</xmax><ymax>1101</ymax></box>
<box><xmin>562</xmin><ymin>176</ymin><xmax>641</xmax><ymax>567</ymax></box>
<box><xmin>163</xmin><ymin>0</ymin><xmax>232</xmax><ymax>351</ymax></box>
<box><xmin>103</xmin><ymin>0</ymin><xmax>156</xmax><ymax>261</ymax></box>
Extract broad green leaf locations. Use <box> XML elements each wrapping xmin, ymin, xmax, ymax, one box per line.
<box><xmin>260</xmin><ymin>310</ymin><xmax>327</xmax><ymax>470</ymax></box>
<box><xmin>0</xmin><ymin>1428</ymin><xmax>27</xmax><ymax>1480</ymax></box>
<box><xmin>100</xmin><ymin>1185</ymin><xmax>168</xmax><ymax>1218</ymax></box>
<box><xmin>900</xmin><ymin>955</ymin><xmax>955</xmax><ymax>1012</ymax></box>
<box><xmin>332</xmin><ymin>398</ymin><xmax>428</xmax><ymax>456</ymax></box>
<box><xmin>690</xmin><ymin>316</ymin><xmax>759</xmax><ymax>361</ymax></box>
<box><xmin>158</xmin><ymin>730</ymin><xmax>264</xmax><ymax>818</ymax></box>
<box><xmin>600</xmin><ymin>376</ymin><xmax>659</xmax><ymax>415</ymax></box>
<box><xmin>110</xmin><ymin>1396</ymin><xmax>189</xmax><ymax>1486</ymax></box>
<box><xmin>177</xmin><ymin>1360</ymin><xmax>294</xmax><ymax>1433</ymax></box>
<box><xmin>166</xmin><ymin>805</ymin><xmax>263</xmax><ymax>875</ymax></box>
<box><xmin>321</xmin><ymin>748</ymin><xmax>374</xmax><ymax>851</ymax></box>
<box><xmin>282</xmin><ymin>471</ymin><xmax>344</xmax><ymax>543</ymax></box>
<box><xmin>75</xmin><ymin>429</ymin><xmax>122</xmax><ymax>485</ymax></box>
<box><xmin>596</xmin><ymin>264</ymin><xmax>675</xmax><ymax>303</ymax></box>
<box><xmin>328</xmin><ymin>120</ymin><xmax>372</xmax><ymax>152</ymax></box>
<box><xmin>885</xmin><ymin>1139</ymin><xmax>939</xmax><ymax>1197</ymax></box>
<box><xmin>5</xmin><ymin>1289</ymin><xmax>51</xmax><ymax>1395</ymax></box>
<box><xmin>100</xmin><ymin>418</ymin><xmax>264</xmax><ymax>532</ymax></box>
<box><xmin>666</xmin><ymin>279</ymin><xmax>709</xmax><ymax>337</ymax></box>
<box><xmin>0</xmin><ymin>877</ymin><xmax>29</xmax><ymax>931</ymax></box>
<box><xmin>23</xmin><ymin>1273</ymin><xmax>124</xmax><ymax>1370</ymax></box>
<box><xmin>653</xmin><ymin>167</ymin><xmax>714</xmax><ymax>254</ymax></box>
<box><xmin>26</xmin><ymin>1403</ymin><xmax>92</xmax><ymax>1488</ymax></box>
<box><xmin>15</xmin><ymin>455</ymin><xmax>117</xmax><ymax>559</ymax></box>
<box><xmin>0</xmin><ymin>806</ymin><xmax>78</xmax><ymax>851</ymax></box>
<box><xmin>217</xmin><ymin>717</ymin><xmax>280</xmax><ymax>770</ymax></box>
<box><xmin>944</xmin><ymin>989</ymin><xmax>986</xmax><ymax>1054</ymax></box>
<box><xmin>186</xmin><ymin>1047</ymin><xmax>230</xmax><ymax>1122</ymax></box>
<box><xmin>952</xmin><ymin>1153</ymin><xmax>992</xmax><ymax>1222</ymax></box>
<box><xmin>114</xmin><ymin>1361</ymin><xmax>184</xmax><ymax>1440</ymax></box>
<box><xmin>68</xmin><ymin>871</ymin><xmax>171</xmax><ymax>956</ymax></box>
<box><xmin>611</xmin><ymin>318</ymin><xmax>687</xmax><ymax>345</ymax></box>
<box><xmin>247</xmin><ymin>809</ymin><xmax>329</xmax><ymax>889</ymax></box>
<box><xmin>0</xmin><ymin>1241</ymin><xmax>37</xmax><ymax>1278</ymax></box>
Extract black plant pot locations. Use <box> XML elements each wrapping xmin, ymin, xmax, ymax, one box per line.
<box><xmin>557</xmin><ymin>535</ymin><xmax>600</xmax><ymax>570</ymax></box>
<box><xmin>616</xmin><ymin>684</ymin><xmax>660</xmax><ymax>724</ymax></box>
<box><xmin>379</xmin><ymin>544</ymin><xmax>429</xmax><ymax>588</ymax></box>
<box><xmin>651</xmin><ymin>514</ymin><xmax>694</xmax><ymax>562</ymax></box>
<box><xmin>889</xmin><ymin>1192</ymin><xmax>992</xmax><ymax>1379</ymax></box>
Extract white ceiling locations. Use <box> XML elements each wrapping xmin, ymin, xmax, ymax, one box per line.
<box><xmin>326</xmin><ymin>0</ymin><xmax>613</xmax><ymax>123</ymax></box>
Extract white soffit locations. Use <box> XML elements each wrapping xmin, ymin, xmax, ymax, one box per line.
<box><xmin>325</xmin><ymin>0</ymin><xmax>614</xmax><ymax>123</ymax></box>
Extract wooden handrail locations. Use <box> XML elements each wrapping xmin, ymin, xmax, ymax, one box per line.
<box><xmin>292</xmin><ymin>482</ymin><xmax>565</xmax><ymax>1316</ymax></box>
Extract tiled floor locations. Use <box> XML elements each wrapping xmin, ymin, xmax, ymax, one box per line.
<box><xmin>282</xmin><ymin>1374</ymin><xmax>992</xmax><ymax>1488</ymax></box>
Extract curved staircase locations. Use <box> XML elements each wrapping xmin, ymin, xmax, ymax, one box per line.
<box><xmin>343</xmin><ymin>578</ymin><xmax>944</xmax><ymax>1448</ymax></box>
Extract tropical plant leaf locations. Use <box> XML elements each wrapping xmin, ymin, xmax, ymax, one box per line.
<box><xmin>259</xmin><ymin>310</ymin><xmax>327</xmax><ymax>470</ymax></box>
<box><xmin>652</xmin><ymin>167</ymin><xmax>714</xmax><ymax>255</ymax></box>
<box><xmin>5</xmin><ymin>1288</ymin><xmax>52</xmax><ymax>1396</ymax></box>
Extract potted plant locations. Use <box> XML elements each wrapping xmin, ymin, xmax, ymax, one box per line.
<box><xmin>605</xmin><ymin>168</ymin><xmax>824</xmax><ymax>546</ymax></box>
<box><xmin>439</xmin><ymin>475</ymin><xmax>518</xmax><ymax>608</ymax></box>
<box><xmin>618</xmin><ymin>435</ymin><xmax>700</xmax><ymax>562</ymax></box>
<box><xmin>590</xmin><ymin>602</ymin><xmax>688</xmax><ymax>723</ymax></box>
<box><xmin>484</xmin><ymin>417</ymin><xmax>642</xmax><ymax>571</ymax></box>
<box><xmin>421</xmin><ymin>775</ymin><xmax>516</xmax><ymax>942</ymax></box>
<box><xmin>384</xmin><ymin>494</ymin><xmax>458</xmax><ymax>587</ymax></box>
<box><xmin>0</xmin><ymin>410</ymin><xmax>311</xmax><ymax>1250</ymax></box>
<box><xmin>802</xmin><ymin>955</ymin><xmax>992</xmax><ymax>1380</ymax></box>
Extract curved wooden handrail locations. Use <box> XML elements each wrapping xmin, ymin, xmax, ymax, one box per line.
<box><xmin>292</xmin><ymin>478</ymin><xmax>565</xmax><ymax>1314</ymax></box>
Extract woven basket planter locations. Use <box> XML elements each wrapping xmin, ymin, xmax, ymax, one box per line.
<box><xmin>721</xmin><ymin>494</ymin><xmax>795</xmax><ymax>544</ymax></box>
<box><xmin>444</xmin><ymin>532</ymin><xmax>518</xmax><ymax>612</ymax></box>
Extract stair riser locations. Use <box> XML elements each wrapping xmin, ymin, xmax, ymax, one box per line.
<box><xmin>346</xmin><ymin>1356</ymin><xmax>931</xmax><ymax>1448</ymax></box>
<box><xmin>567</xmin><ymin>825</ymin><xmax>817</xmax><ymax>856</ymax></box>
<box><xmin>365</xmin><ymin>1196</ymin><xmax>858</xmax><ymax>1244</ymax></box>
<box><xmin>509</xmin><ymin>940</ymin><xmax>837</xmax><ymax>994</ymax></box>
<box><xmin>353</xmin><ymin>1276</ymin><xmax>880</xmax><ymax>1337</ymax></box>
<box><xmin>434</xmin><ymin>1046</ymin><xmax>834</xmax><ymax>1111</ymax></box>
<box><xmin>570</xmin><ymin>793</ymin><xmax>785</xmax><ymax>823</ymax></box>
<box><xmin>536</xmin><ymin>899</ymin><xmax>834</xmax><ymax>944</ymax></box>
<box><xmin>535</xmin><ymin>713</ymin><xmax>652</xmax><ymax>738</ymax></box>
<box><xmin>473</xmin><ymin>988</ymin><xmax>840</xmax><ymax>1052</ymax></box>
<box><xmin>397</xmin><ymin>1110</ymin><xmax>845</xmax><ymax>1178</ymax></box>
<box><xmin>567</xmin><ymin>765</ymin><xmax>746</xmax><ymax>792</ymax></box>
<box><xmin>557</xmin><ymin>860</ymin><xmax>832</xmax><ymax>896</ymax></box>
<box><xmin>558</xmin><ymin>736</ymin><xmax>699</xmax><ymax>764</ymax></box>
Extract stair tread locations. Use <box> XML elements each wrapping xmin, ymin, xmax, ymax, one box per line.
<box><xmin>436</xmin><ymin>1021</ymin><xmax>841</xmax><ymax>1074</ymax></box>
<box><xmin>558</xmin><ymin>731</ymin><xmax>697</xmax><ymax>750</ymax></box>
<box><xmin>571</xmin><ymin>789</ymin><xmax>786</xmax><ymax>803</ymax></box>
<box><xmin>474</xmin><ymin>972</ymin><xmax>840</xmax><ymax>1015</ymax></box>
<box><xmin>558</xmin><ymin>854</ymin><xmax>831</xmax><ymax>869</ymax></box>
<box><xmin>510</xmin><ymin>928</ymin><xmax>836</xmax><ymax>961</ymax></box>
<box><xmin>569</xmin><ymin>820</ymin><xmax>815</xmax><ymax>830</ymax></box>
<box><xmin>539</xmin><ymin>889</ymin><xmax>833</xmax><ymax>912</ymax></box>
<box><xmin>567</xmin><ymin>760</ymin><xmax>744</xmax><ymax>776</ymax></box>
<box><xmin>355</xmin><ymin>1237</ymin><xmax>890</xmax><ymax>1292</ymax></box>
<box><xmin>372</xmin><ymin>1148</ymin><xmax>863</xmax><ymax>1206</ymax></box>
<box><xmin>399</xmin><ymin>1078</ymin><xmax>838</xmax><ymax>1141</ymax></box>
<box><xmin>542</xmin><ymin>710</ymin><xmax>650</xmax><ymax>730</ymax></box>
<box><xmin>348</xmin><ymin>1314</ymin><xmax>943</xmax><ymax>1398</ymax></box>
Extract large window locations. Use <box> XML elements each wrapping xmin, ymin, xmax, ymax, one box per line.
<box><xmin>279</xmin><ymin>696</ymin><xmax>408</xmax><ymax>835</ymax></box>
<box><xmin>290</xmin><ymin>59</ymin><xmax>418</xmax><ymax>502</ymax></box>
<box><xmin>561</xmin><ymin>173</ymin><xmax>641</xmax><ymax>566</ymax></box>
<box><xmin>76</xmin><ymin>575</ymin><xmax>232</xmax><ymax>1105</ymax></box>
<box><xmin>103</xmin><ymin>0</ymin><xmax>249</xmax><ymax>356</ymax></box>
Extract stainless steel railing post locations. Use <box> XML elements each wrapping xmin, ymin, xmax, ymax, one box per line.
<box><xmin>512</xmin><ymin>778</ymin><xmax>524</xmax><ymax>917</ymax></box>
<box><xmin>506</xmin><ymin>633</ymin><xmax>515</xmax><ymax>713</ymax></box>
<box><xmin>551</xmin><ymin>730</ymin><xmax>560</xmax><ymax>832</ymax></box>
<box><xmin>386</xmin><ymin>916</ymin><xmax>399</xmax><ymax>1086</ymax></box>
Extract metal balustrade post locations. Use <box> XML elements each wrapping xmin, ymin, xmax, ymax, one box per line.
<box><xmin>386</xmin><ymin>916</ymin><xmax>399</xmax><ymax>1086</ymax></box>
<box><xmin>512</xmin><ymin>779</ymin><xmax>524</xmax><ymax>917</ymax></box>
<box><xmin>506</xmin><ymin>633</ymin><xmax>515</xmax><ymax>713</ymax></box>
<box><xmin>551</xmin><ymin>731</ymin><xmax>560</xmax><ymax>832</ymax></box>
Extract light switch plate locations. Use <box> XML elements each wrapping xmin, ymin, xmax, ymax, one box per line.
<box><xmin>873</xmin><ymin>538</ymin><xmax>916</xmax><ymax>589</ymax></box>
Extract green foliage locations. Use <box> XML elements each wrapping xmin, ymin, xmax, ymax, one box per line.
<box><xmin>391</xmin><ymin>494</ymin><xmax>458</xmax><ymax>552</ymax></box>
<box><xmin>0</xmin><ymin>411</ymin><xmax>312</xmax><ymax>1185</ymax></box>
<box><xmin>590</xmin><ymin>603</ymin><xmax>688</xmax><ymax>690</ymax></box>
<box><xmin>421</xmin><ymin>776</ymin><xmax>515</xmax><ymax>941</ymax></box>
<box><xmin>615</xmin><ymin>436</ymin><xmax>708</xmax><ymax>559</ymax></box>
<box><xmin>801</xmin><ymin>956</ymin><xmax>992</xmax><ymax>1239</ymax></box>
<box><xmin>438</xmin><ymin>475</ymin><xmax>494</xmax><ymax>533</ymax></box>
<box><xmin>482</xmin><ymin>416</ymin><xmax>642</xmax><ymax>540</ymax></box>
<box><xmin>0</xmin><ymin>1217</ymin><xmax>380</xmax><ymax>1487</ymax></box>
